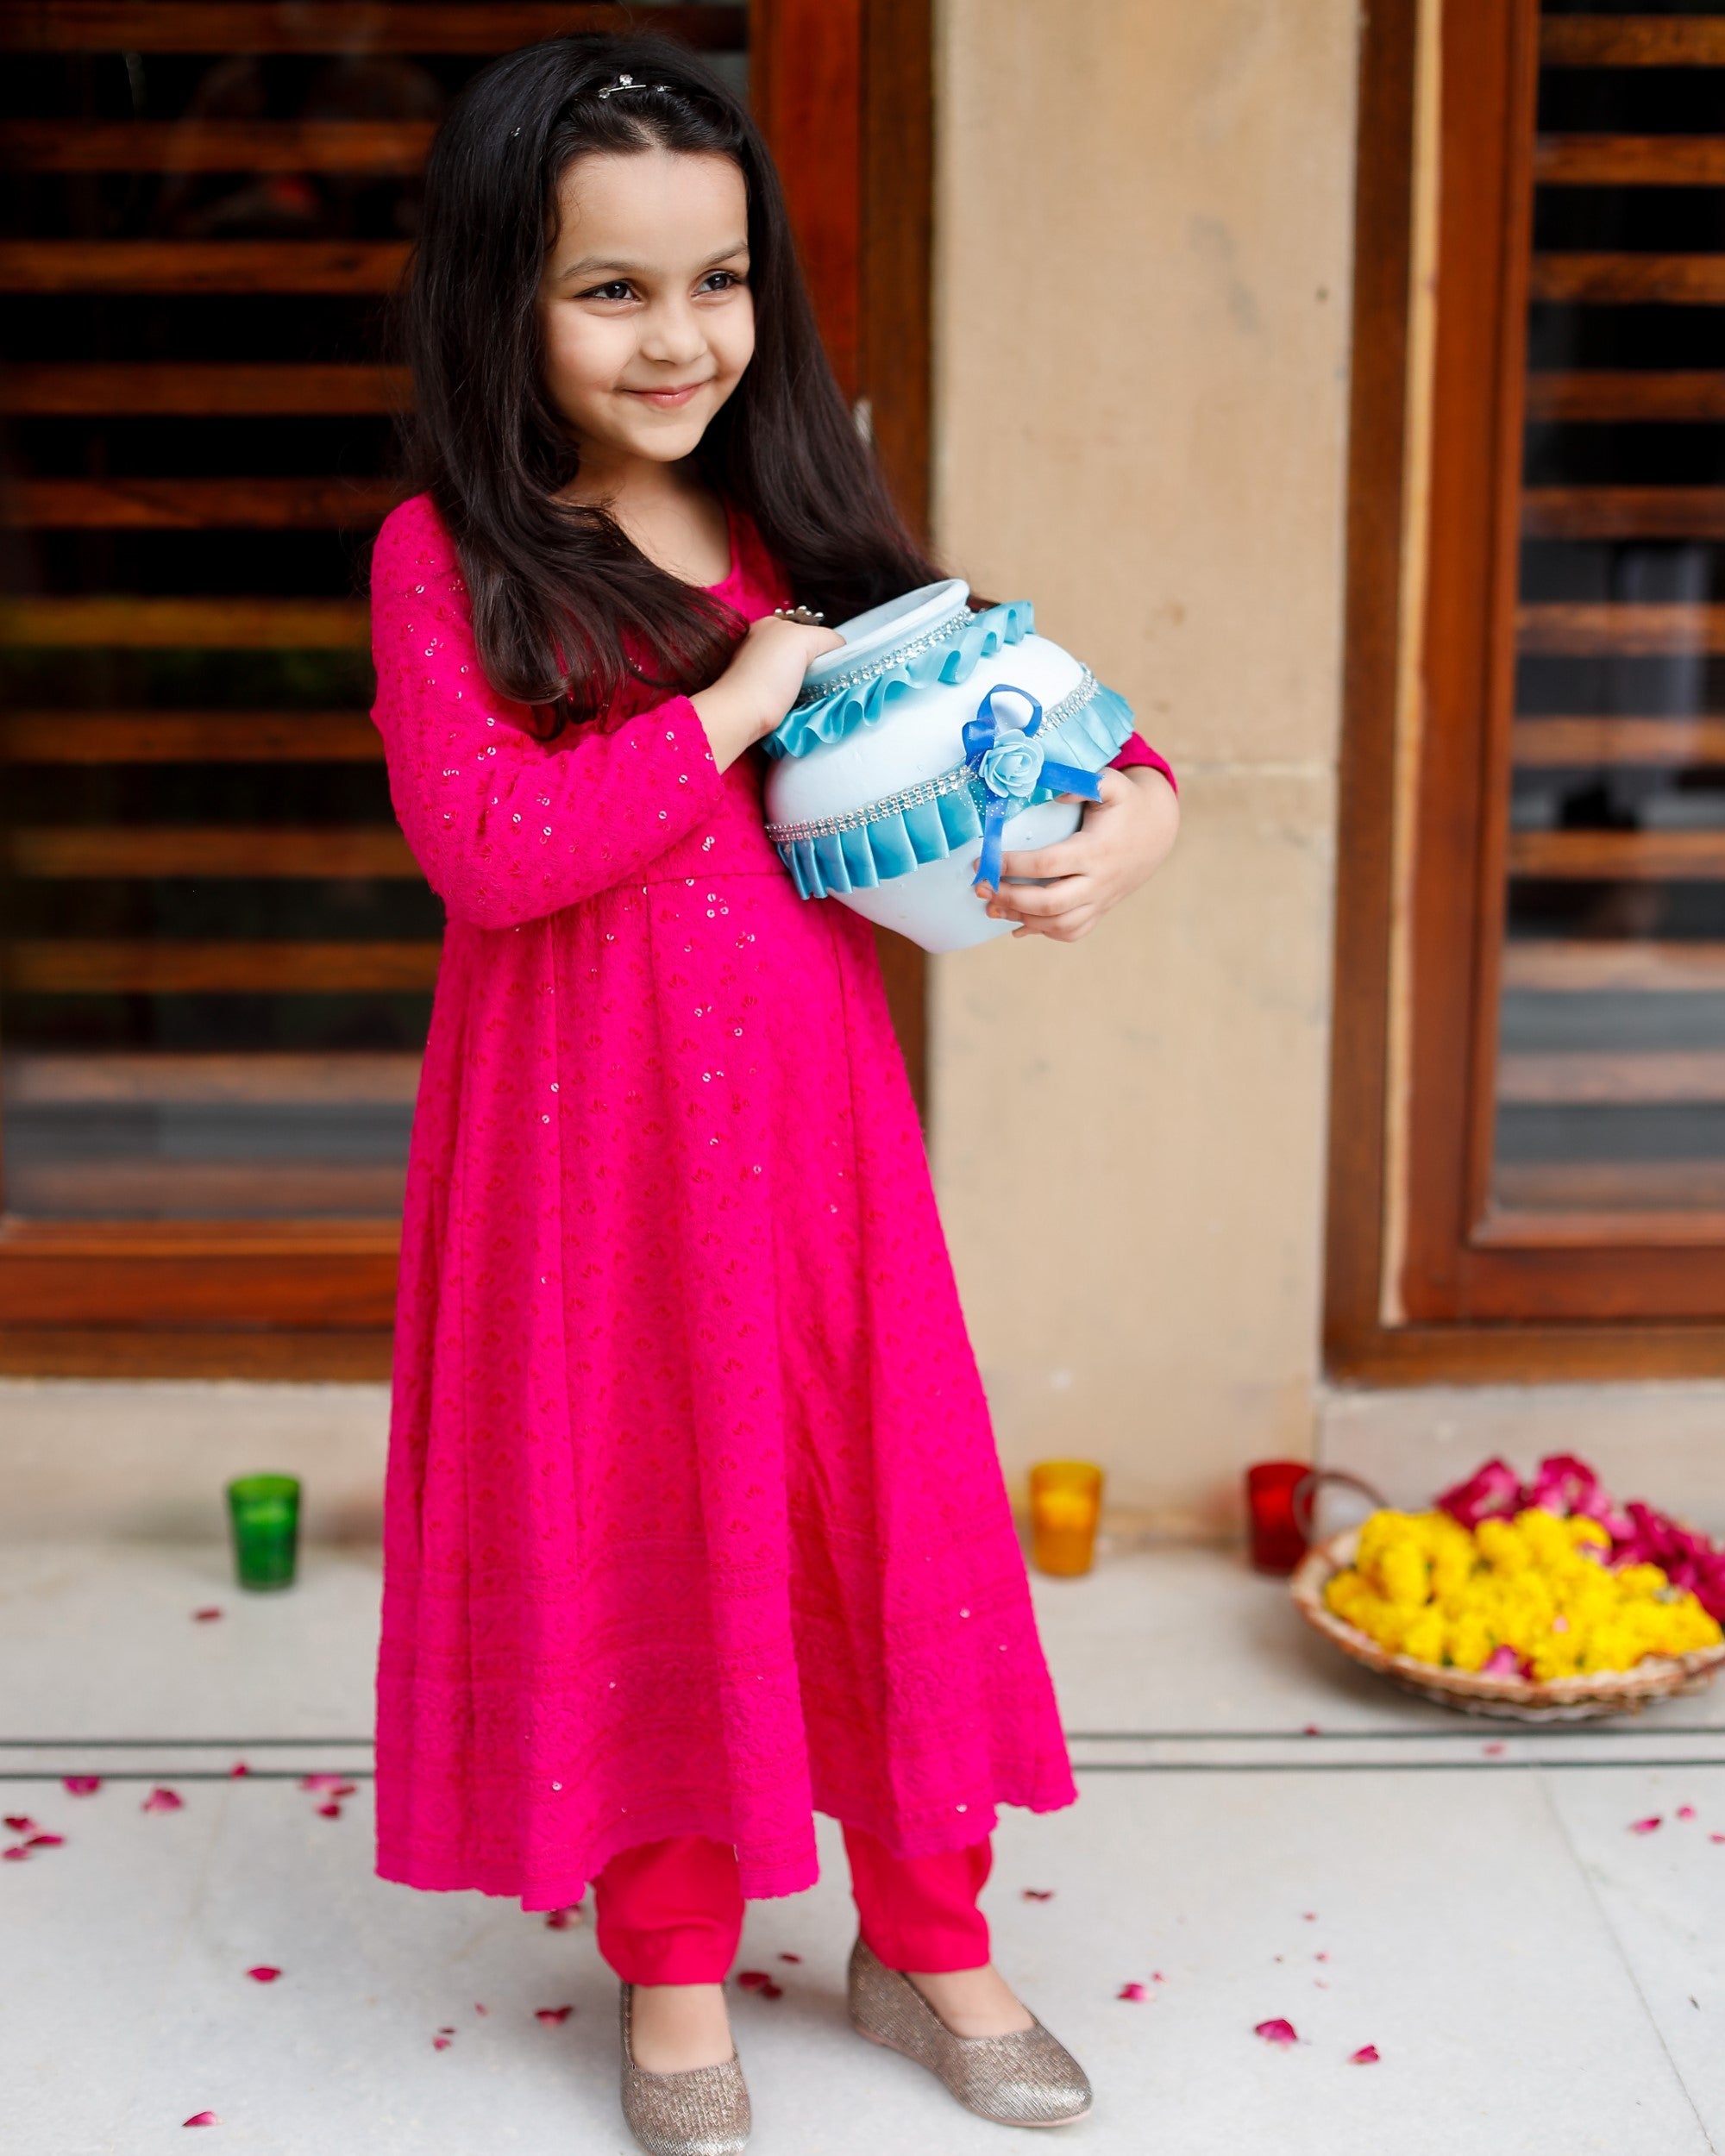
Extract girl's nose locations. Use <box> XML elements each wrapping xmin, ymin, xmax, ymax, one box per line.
<box><xmin>639</xmin><ymin>302</ymin><xmax>708</xmax><ymax>368</ymax></box>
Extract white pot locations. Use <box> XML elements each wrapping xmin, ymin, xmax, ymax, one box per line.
<box><xmin>762</xmin><ymin>580</ymin><xmax>1119</xmax><ymax>956</ymax></box>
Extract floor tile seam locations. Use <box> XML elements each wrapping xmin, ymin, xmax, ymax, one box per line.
<box><xmin>1533</xmin><ymin>1765</ymin><xmax>1722</xmax><ymax>2156</ymax></box>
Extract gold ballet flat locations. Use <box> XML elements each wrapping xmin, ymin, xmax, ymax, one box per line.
<box><xmin>618</xmin><ymin>1984</ymin><xmax>752</xmax><ymax>2156</ymax></box>
<box><xmin>846</xmin><ymin>1938</ymin><xmax>1093</xmax><ymax>2128</ymax></box>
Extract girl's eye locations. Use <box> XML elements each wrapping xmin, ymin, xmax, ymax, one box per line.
<box><xmin>699</xmin><ymin>270</ymin><xmax>745</xmax><ymax>294</ymax></box>
<box><xmin>580</xmin><ymin>279</ymin><xmax>636</xmax><ymax>303</ymax></box>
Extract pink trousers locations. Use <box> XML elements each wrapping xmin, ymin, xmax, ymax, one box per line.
<box><xmin>593</xmin><ymin>1827</ymin><xmax>994</xmax><ymax>1984</ymax></box>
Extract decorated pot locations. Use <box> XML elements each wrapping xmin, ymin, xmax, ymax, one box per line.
<box><xmin>761</xmin><ymin>580</ymin><xmax>1136</xmax><ymax>954</ymax></box>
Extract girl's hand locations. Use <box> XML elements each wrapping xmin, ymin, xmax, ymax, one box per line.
<box><xmin>691</xmin><ymin>615</ymin><xmax>844</xmax><ymax>771</ymax></box>
<box><xmin>978</xmin><ymin>766</ymin><xmax>1179</xmax><ymax>941</ymax></box>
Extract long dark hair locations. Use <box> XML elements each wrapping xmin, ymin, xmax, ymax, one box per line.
<box><xmin>402</xmin><ymin>31</ymin><xmax>941</xmax><ymax>725</ymax></box>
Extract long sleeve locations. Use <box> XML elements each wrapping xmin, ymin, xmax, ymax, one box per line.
<box><xmin>369</xmin><ymin>497</ymin><xmax>726</xmax><ymax>931</ymax></box>
<box><xmin>1108</xmin><ymin>731</ymin><xmax>1178</xmax><ymax>793</ymax></box>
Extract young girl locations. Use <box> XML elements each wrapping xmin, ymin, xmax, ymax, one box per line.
<box><xmin>370</xmin><ymin>33</ymin><xmax>1178</xmax><ymax>2154</ymax></box>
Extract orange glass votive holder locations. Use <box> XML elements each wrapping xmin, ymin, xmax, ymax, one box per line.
<box><xmin>1029</xmin><ymin>1460</ymin><xmax>1104</xmax><ymax>1577</ymax></box>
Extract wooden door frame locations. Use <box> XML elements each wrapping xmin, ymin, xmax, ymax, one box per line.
<box><xmin>0</xmin><ymin>0</ymin><xmax>933</xmax><ymax>1377</ymax></box>
<box><xmin>1324</xmin><ymin>0</ymin><xmax>1725</xmax><ymax>1382</ymax></box>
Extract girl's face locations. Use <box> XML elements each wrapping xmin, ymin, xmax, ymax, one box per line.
<box><xmin>537</xmin><ymin>147</ymin><xmax>754</xmax><ymax>474</ymax></box>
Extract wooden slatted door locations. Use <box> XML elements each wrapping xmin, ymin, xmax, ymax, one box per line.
<box><xmin>1397</xmin><ymin>3</ymin><xmax>1725</xmax><ymax>1326</ymax></box>
<box><xmin>0</xmin><ymin>1</ymin><xmax>925</xmax><ymax>1376</ymax></box>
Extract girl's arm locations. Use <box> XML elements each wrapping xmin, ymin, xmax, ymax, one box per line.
<box><xmin>369</xmin><ymin>505</ymin><xmax>831</xmax><ymax>931</ymax></box>
<box><xmin>979</xmin><ymin>731</ymin><xmax>1179</xmax><ymax>943</ymax></box>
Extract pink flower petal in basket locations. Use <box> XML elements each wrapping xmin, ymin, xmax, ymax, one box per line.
<box><xmin>63</xmin><ymin>1777</ymin><xmax>101</xmax><ymax>1796</ymax></box>
<box><xmin>182</xmin><ymin>2110</ymin><xmax>218</xmax><ymax>2127</ymax></box>
<box><xmin>1350</xmin><ymin>2044</ymin><xmax>1381</xmax><ymax>2065</ymax></box>
<box><xmin>1436</xmin><ymin>1458</ymin><xmax>1522</xmax><ymax>1530</ymax></box>
<box><xmin>1630</xmin><ymin>1816</ymin><xmax>1662</xmax><ymax>1834</ymax></box>
<box><xmin>142</xmin><ymin>1787</ymin><xmax>184</xmax><ymax>1814</ymax></box>
<box><xmin>1482</xmin><ymin>1648</ymin><xmax>1521</xmax><ymax>1677</ymax></box>
<box><xmin>1254</xmin><ymin>2019</ymin><xmax>1299</xmax><ymax>2047</ymax></box>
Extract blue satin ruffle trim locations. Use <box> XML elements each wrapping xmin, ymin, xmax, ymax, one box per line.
<box><xmin>776</xmin><ymin>682</ymin><xmax>1135</xmax><ymax>900</ymax></box>
<box><xmin>765</xmin><ymin>599</ymin><xmax>1036</xmax><ymax>760</ymax></box>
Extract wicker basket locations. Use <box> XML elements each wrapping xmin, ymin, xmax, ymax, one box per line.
<box><xmin>1289</xmin><ymin>1526</ymin><xmax>1725</xmax><ymax>1723</ymax></box>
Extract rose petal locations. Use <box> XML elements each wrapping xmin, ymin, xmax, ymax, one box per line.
<box><xmin>63</xmin><ymin>1777</ymin><xmax>101</xmax><ymax>1796</ymax></box>
<box><xmin>182</xmin><ymin>2111</ymin><xmax>218</xmax><ymax>2127</ymax></box>
<box><xmin>25</xmin><ymin>1833</ymin><xmax>63</xmax><ymax>1848</ymax></box>
<box><xmin>1315</xmin><ymin>1952</ymin><xmax>1329</xmax><ymax>1963</ymax></box>
<box><xmin>1254</xmin><ymin>2018</ymin><xmax>1299</xmax><ymax>2047</ymax></box>
<box><xmin>778</xmin><ymin>1952</ymin><xmax>801</xmax><ymax>1963</ymax></box>
<box><xmin>534</xmin><ymin>2006</ymin><xmax>574</xmax><ymax>2025</ymax></box>
<box><xmin>1482</xmin><ymin>1741</ymin><xmax>1508</xmax><ymax>1757</ymax></box>
<box><xmin>1435</xmin><ymin>1457</ymin><xmax>1523</xmax><ymax>1530</ymax></box>
<box><xmin>475</xmin><ymin>2002</ymin><xmax>488</xmax><ymax>2015</ymax></box>
<box><xmin>1351</xmin><ymin>2044</ymin><xmax>1381</xmax><ymax>2065</ymax></box>
<box><xmin>1711</xmin><ymin>1833</ymin><xmax>1725</xmax><ymax>1845</ymax></box>
<box><xmin>229</xmin><ymin>1764</ymin><xmax>250</xmax><ymax>1778</ymax></box>
<box><xmin>737</xmin><ymin>1971</ymin><xmax>771</xmax><ymax>1990</ymax></box>
<box><xmin>3</xmin><ymin>1846</ymin><xmax>31</xmax><ymax>1861</ymax></box>
<box><xmin>298</xmin><ymin>1774</ymin><xmax>350</xmax><ymax>1793</ymax></box>
<box><xmin>543</xmin><ymin>1907</ymin><xmax>578</xmax><ymax>1930</ymax></box>
<box><xmin>317</xmin><ymin>1802</ymin><xmax>343</xmax><ymax>1820</ymax></box>
<box><xmin>1631</xmin><ymin>1816</ymin><xmax>1663</xmax><ymax>1834</ymax></box>
<box><xmin>1302</xmin><ymin>1724</ymin><xmax>1320</xmax><ymax>1737</ymax></box>
<box><xmin>4</xmin><ymin>1815</ymin><xmax>35</xmax><ymax>1834</ymax></box>
<box><xmin>1021</xmin><ymin>1889</ymin><xmax>1055</xmax><ymax>1901</ymax></box>
<box><xmin>142</xmin><ymin>1787</ymin><xmax>184</xmax><ymax>1814</ymax></box>
<box><xmin>432</xmin><ymin>2035</ymin><xmax>452</xmax><ymax>2051</ymax></box>
<box><xmin>192</xmin><ymin>1608</ymin><xmax>223</xmax><ymax>1622</ymax></box>
<box><xmin>246</xmin><ymin>1966</ymin><xmax>280</xmax><ymax>1983</ymax></box>
<box><xmin>1678</xmin><ymin>1805</ymin><xmax>1697</xmax><ymax>1821</ymax></box>
<box><xmin>1152</xmin><ymin>1971</ymin><xmax>1167</xmax><ymax>1984</ymax></box>
<box><xmin>761</xmin><ymin>1981</ymin><xmax>784</xmax><ymax>1999</ymax></box>
<box><xmin>1302</xmin><ymin>1911</ymin><xmax>1317</xmax><ymax>1921</ymax></box>
<box><xmin>1118</xmin><ymin>1983</ymin><xmax>1148</xmax><ymax>2002</ymax></box>
<box><xmin>436</xmin><ymin>2027</ymin><xmax>455</xmax><ymax>2035</ymax></box>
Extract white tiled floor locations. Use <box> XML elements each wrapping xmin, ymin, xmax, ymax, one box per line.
<box><xmin>5</xmin><ymin>1541</ymin><xmax>1725</xmax><ymax>2154</ymax></box>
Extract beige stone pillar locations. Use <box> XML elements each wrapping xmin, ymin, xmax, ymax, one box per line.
<box><xmin>930</xmin><ymin>0</ymin><xmax>1360</xmax><ymax>1536</ymax></box>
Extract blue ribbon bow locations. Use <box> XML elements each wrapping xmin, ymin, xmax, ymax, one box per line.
<box><xmin>962</xmin><ymin>683</ymin><xmax>1102</xmax><ymax>893</ymax></box>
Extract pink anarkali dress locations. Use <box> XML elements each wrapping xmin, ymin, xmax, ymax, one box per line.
<box><xmin>369</xmin><ymin>492</ymin><xmax>1078</xmax><ymax>1911</ymax></box>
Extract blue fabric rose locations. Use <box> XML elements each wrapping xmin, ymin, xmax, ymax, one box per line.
<box><xmin>976</xmin><ymin>728</ymin><xmax>1044</xmax><ymax>802</ymax></box>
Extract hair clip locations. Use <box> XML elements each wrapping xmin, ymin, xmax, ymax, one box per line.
<box><xmin>596</xmin><ymin>73</ymin><xmax>671</xmax><ymax>99</ymax></box>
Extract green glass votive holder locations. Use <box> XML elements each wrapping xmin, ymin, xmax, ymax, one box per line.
<box><xmin>226</xmin><ymin>1474</ymin><xmax>301</xmax><ymax>1591</ymax></box>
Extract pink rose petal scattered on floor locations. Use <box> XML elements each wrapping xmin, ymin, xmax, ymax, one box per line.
<box><xmin>182</xmin><ymin>2111</ymin><xmax>218</xmax><ymax>2127</ymax></box>
<box><xmin>316</xmin><ymin>1802</ymin><xmax>343</xmax><ymax>1820</ymax></box>
<box><xmin>1482</xmin><ymin>1742</ymin><xmax>1507</xmax><ymax>1758</ymax></box>
<box><xmin>63</xmin><ymin>1777</ymin><xmax>100</xmax><ymax>1796</ymax></box>
<box><xmin>1021</xmin><ymin>1889</ymin><xmax>1055</xmax><ymax>1901</ymax></box>
<box><xmin>246</xmin><ymin>1967</ymin><xmax>280</xmax><ymax>1984</ymax></box>
<box><xmin>436</xmin><ymin>2026</ymin><xmax>455</xmax><ymax>2036</ymax></box>
<box><xmin>192</xmin><ymin>1608</ymin><xmax>223</xmax><ymax>1622</ymax></box>
<box><xmin>1302</xmin><ymin>1725</ymin><xmax>1321</xmax><ymax>1737</ymax></box>
<box><xmin>1631</xmin><ymin>1815</ymin><xmax>1663</xmax><ymax>1834</ymax></box>
<box><xmin>1314</xmin><ymin>1979</ymin><xmax>1329</xmax><ymax>1990</ymax></box>
<box><xmin>1117</xmin><ymin>1983</ymin><xmax>1148</xmax><ymax>2002</ymax></box>
<box><xmin>474</xmin><ymin>2002</ymin><xmax>488</xmax><ymax>2015</ymax></box>
<box><xmin>432</xmin><ymin>2035</ymin><xmax>452</xmax><ymax>2051</ymax></box>
<box><xmin>1351</xmin><ymin>2044</ymin><xmax>1380</xmax><ymax>2065</ymax></box>
<box><xmin>778</xmin><ymin>1952</ymin><xmax>800</xmax><ymax>1963</ymax></box>
<box><xmin>535</xmin><ymin>2006</ymin><xmax>574</xmax><ymax>2025</ymax></box>
<box><xmin>3</xmin><ymin>1845</ymin><xmax>31</xmax><ymax>1862</ymax></box>
<box><xmin>1711</xmin><ymin>1833</ymin><xmax>1725</xmax><ymax>1845</ymax></box>
<box><xmin>1302</xmin><ymin>1911</ymin><xmax>1317</xmax><ymax>1921</ymax></box>
<box><xmin>1254</xmin><ymin>2019</ymin><xmax>1299</xmax><ymax>2047</ymax></box>
<box><xmin>1678</xmin><ymin>1805</ymin><xmax>1697</xmax><ymax>1821</ymax></box>
<box><xmin>229</xmin><ymin>1764</ymin><xmax>250</xmax><ymax>1778</ymax></box>
<box><xmin>25</xmin><ymin>1833</ymin><xmax>63</xmax><ymax>1848</ymax></box>
<box><xmin>1314</xmin><ymin>1952</ymin><xmax>1329</xmax><ymax>1963</ymax></box>
<box><xmin>299</xmin><ymin>1774</ymin><xmax>351</xmax><ymax>1793</ymax></box>
<box><xmin>142</xmin><ymin>1787</ymin><xmax>184</xmax><ymax>1814</ymax></box>
<box><xmin>736</xmin><ymin>1971</ymin><xmax>771</xmax><ymax>1990</ymax></box>
<box><xmin>4</xmin><ymin>1815</ymin><xmax>35</xmax><ymax>1834</ymax></box>
<box><xmin>543</xmin><ymin>1906</ymin><xmax>578</xmax><ymax>1930</ymax></box>
<box><xmin>760</xmin><ymin>1982</ymin><xmax>783</xmax><ymax>1999</ymax></box>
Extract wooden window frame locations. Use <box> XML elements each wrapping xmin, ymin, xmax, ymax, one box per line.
<box><xmin>1326</xmin><ymin>0</ymin><xmax>1725</xmax><ymax>1381</ymax></box>
<box><xmin>0</xmin><ymin>0</ymin><xmax>932</xmax><ymax>1377</ymax></box>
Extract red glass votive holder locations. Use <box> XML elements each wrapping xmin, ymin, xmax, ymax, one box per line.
<box><xmin>1245</xmin><ymin>1460</ymin><xmax>1311</xmax><ymax>1575</ymax></box>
